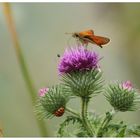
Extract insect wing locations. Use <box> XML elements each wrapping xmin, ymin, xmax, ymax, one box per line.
<box><xmin>93</xmin><ymin>35</ymin><xmax>110</xmax><ymax>45</ymax></box>
<box><xmin>82</xmin><ymin>35</ymin><xmax>110</xmax><ymax>47</ymax></box>
<box><xmin>78</xmin><ymin>29</ymin><xmax>94</xmax><ymax>37</ymax></box>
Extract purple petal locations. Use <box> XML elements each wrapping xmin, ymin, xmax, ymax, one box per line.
<box><xmin>58</xmin><ymin>46</ymin><xmax>101</xmax><ymax>74</ymax></box>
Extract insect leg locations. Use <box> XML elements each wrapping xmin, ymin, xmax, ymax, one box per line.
<box><xmin>75</xmin><ymin>38</ymin><xmax>81</xmax><ymax>47</ymax></box>
<box><xmin>83</xmin><ymin>42</ymin><xmax>88</xmax><ymax>48</ymax></box>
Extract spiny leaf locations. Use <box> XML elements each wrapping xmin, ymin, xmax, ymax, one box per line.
<box><xmin>126</xmin><ymin>125</ymin><xmax>140</xmax><ymax>137</ymax></box>
<box><xmin>57</xmin><ymin>116</ymin><xmax>88</xmax><ymax>137</ymax></box>
<box><xmin>116</xmin><ymin>125</ymin><xmax>127</xmax><ymax>137</ymax></box>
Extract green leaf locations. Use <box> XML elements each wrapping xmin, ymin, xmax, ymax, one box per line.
<box><xmin>101</xmin><ymin>121</ymin><xmax>127</xmax><ymax>137</ymax></box>
<box><xmin>57</xmin><ymin>116</ymin><xmax>88</xmax><ymax>137</ymax></box>
<box><xmin>116</xmin><ymin>125</ymin><xmax>127</xmax><ymax>137</ymax></box>
<box><xmin>126</xmin><ymin>124</ymin><xmax>140</xmax><ymax>137</ymax></box>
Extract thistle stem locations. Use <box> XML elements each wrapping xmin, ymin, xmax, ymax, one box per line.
<box><xmin>81</xmin><ymin>97</ymin><xmax>93</xmax><ymax>137</ymax></box>
<box><xmin>96</xmin><ymin>109</ymin><xmax>116</xmax><ymax>137</ymax></box>
<box><xmin>3</xmin><ymin>3</ymin><xmax>48</xmax><ymax>136</ymax></box>
<box><xmin>65</xmin><ymin>107</ymin><xmax>80</xmax><ymax>117</ymax></box>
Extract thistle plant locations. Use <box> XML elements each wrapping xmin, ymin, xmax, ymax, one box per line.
<box><xmin>35</xmin><ymin>45</ymin><xmax>140</xmax><ymax>137</ymax></box>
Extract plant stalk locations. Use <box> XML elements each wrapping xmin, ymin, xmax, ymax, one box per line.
<box><xmin>65</xmin><ymin>107</ymin><xmax>80</xmax><ymax>118</ymax></box>
<box><xmin>3</xmin><ymin>3</ymin><xmax>48</xmax><ymax>136</ymax></box>
<box><xmin>81</xmin><ymin>97</ymin><xmax>93</xmax><ymax>137</ymax></box>
<box><xmin>96</xmin><ymin>109</ymin><xmax>116</xmax><ymax>137</ymax></box>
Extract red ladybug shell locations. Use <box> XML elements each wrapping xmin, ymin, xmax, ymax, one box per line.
<box><xmin>54</xmin><ymin>107</ymin><xmax>65</xmax><ymax>117</ymax></box>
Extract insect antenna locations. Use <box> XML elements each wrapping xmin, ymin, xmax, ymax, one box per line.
<box><xmin>65</xmin><ymin>32</ymin><xmax>73</xmax><ymax>35</ymax></box>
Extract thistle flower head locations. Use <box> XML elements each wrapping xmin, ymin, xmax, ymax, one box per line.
<box><xmin>35</xmin><ymin>85</ymin><xmax>70</xmax><ymax>119</ymax></box>
<box><xmin>58</xmin><ymin>46</ymin><xmax>100</xmax><ymax>74</ymax></box>
<box><xmin>105</xmin><ymin>81</ymin><xmax>140</xmax><ymax>112</ymax></box>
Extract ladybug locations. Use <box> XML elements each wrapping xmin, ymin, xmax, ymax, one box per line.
<box><xmin>54</xmin><ymin>107</ymin><xmax>65</xmax><ymax>117</ymax></box>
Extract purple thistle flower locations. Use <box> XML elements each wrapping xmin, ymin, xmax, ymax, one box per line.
<box><xmin>38</xmin><ymin>87</ymin><xmax>49</xmax><ymax>97</ymax></box>
<box><xmin>58</xmin><ymin>46</ymin><xmax>100</xmax><ymax>74</ymax></box>
<box><xmin>121</xmin><ymin>81</ymin><xmax>133</xmax><ymax>91</ymax></box>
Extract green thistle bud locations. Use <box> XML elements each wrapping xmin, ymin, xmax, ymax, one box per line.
<box><xmin>61</xmin><ymin>69</ymin><xmax>103</xmax><ymax>98</ymax></box>
<box><xmin>35</xmin><ymin>84</ymin><xmax>70</xmax><ymax>119</ymax></box>
<box><xmin>105</xmin><ymin>81</ymin><xmax>140</xmax><ymax>112</ymax></box>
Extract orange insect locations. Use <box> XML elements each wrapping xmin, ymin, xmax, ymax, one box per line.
<box><xmin>54</xmin><ymin>107</ymin><xmax>65</xmax><ymax>117</ymax></box>
<box><xmin>72</xmin><ymin>29</ymin><xmax>110</xmax><ymax>48</ymax></box>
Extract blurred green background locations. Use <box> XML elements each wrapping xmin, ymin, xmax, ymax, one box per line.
<box><xmin>0</xmin><ymin>3</ymin><xmax>140</xmax><ymax>137</ymax></box>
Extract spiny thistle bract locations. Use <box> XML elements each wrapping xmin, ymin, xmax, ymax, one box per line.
<box><xmin>61</xmin><ymin>69</ymin><xmax>103</xmax><ymax>97</ymax></box>
<box><xmin>35</xmin><ymin>84</ymin><xmax>71</xmax><ymax>119</ymax></box>
<box><xmin>105</xmin><ymin>81</ymin><xmax>140</xmax><ymax>112</ymax></box>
